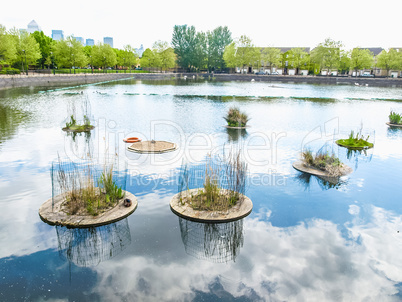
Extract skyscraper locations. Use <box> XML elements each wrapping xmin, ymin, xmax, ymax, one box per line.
<box><xmin>52</xmin><ymin>30</ymin><xmax>64</xmax><ymax>41</ymax></box>
<box><xmin>103</xmin><ymin>37</ymin><xmax>113</xmax><ymax>48</ymax></box>
<box><xmin>74</xmin><ymin>37</ymin><xmax>84</xmax><ymax>45</ymax></box>
<box><xmin>135</xmin><ymin>44</ymin><xmax>144</xmax><ymax>57</ymax></box>
<box><xmin>27</xmin><ymin>20</ymin><xmax>41</xmax><ymax>33</ymax></box>
<box><xmin>86</xmin><ymin>39</ymin><xmax>95</xmax><ymax>46</ymax></box>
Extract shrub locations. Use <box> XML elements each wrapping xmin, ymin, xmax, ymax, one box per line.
<box><xmin>0</xmin><ymin>67</ymin><xmax>20</xmax><ymax>75</ymax></box>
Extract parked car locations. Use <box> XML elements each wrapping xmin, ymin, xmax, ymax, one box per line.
<box><xmin>271</xmin><ymin>71</ymin><xmax>279</xmax><ymax>75</ymax></box>
<box><xmin>255</xmin><ymin>71</ymin><xmax>265</xmax><ymax>75</ymax></box>
<box><xmin>360</xmin><ymin>73</ymin><xmax>374</xmax><ymax>77</ymax></box>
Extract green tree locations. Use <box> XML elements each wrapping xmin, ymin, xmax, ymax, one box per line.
<box><xmin>350</xmin><ymin>48</ymin><xmax>374</xmax><ymax>76</ymax></box>
<box><xmin>235</xmin><ymin>35</ymin><xmax>255</xmax><ymax>73</ymax></box>
<box><xmin>206</xmin><ymin>26</ymin><xmax>232</xmax><ymax>72</ymax></box>
<box><xmin>153</xmin><ymin>41</ymin><xmax>175</xmax><ymax>71</ymax></box>
<box><xmin>339</xmin><ymin>50</ymin><xmax>351</xmax><ymax>74</ymax></box>
<box><xmin>261</xmin><ymin>47</ymin><xmax>281</xmax><ymax>73</ymax></box>
<box><xmin>0</xmin><ymin>25</ymin><xmax>17</xmax><ymax>65</ymax></box>
<box><xmin>31</xmin><ymin>31</ymin><xmax>54</xmax><ymax>68</ymax></box>
<box><xmin>172</xmin><ymin>25</ymin><xmax>203</xmax><ymax>71</ymax></box>
<box><xmin>140</xmin><ymin>48</ymin><xmax>160</xmax><ymax>69</ymax></box>
<box><xmin>311</xmin><ymin>38</ymin><xmax>342</xmax><ymax>75</ymax></box>
<box><xmin>192</xmin><ymin>32</ymin><xmax>208</xmax><ymax>71</ymax></box>
<box><xmin>288</xmin><ymin>47</ymin><xmax>309</xmax><ymax>74</ymax></box>
<box><xmin>376</xmin><ymin>48</ymin><xmax>401</xmax><ymax>77</ymax></box>
<box><xmin>52</xmin><ymin>36</ymin><xmax>87</xmax><ymax>73</ymax></box>
<box><xmin>91</xmin><ymin>43</ymin><xmax>116</xmax><ymax>71</ymax></box>
<box><xmin>10</xmin><ymin>28</ymin><xmax>41</xmax><ymax>73</ymax></box>
<box><xmin>223</xmin><ymin>42</ymin><xmax>237</xmax><ymax>72</ymax></box>
<box><xmin>123</xmin><ymin>45</ymin><xmax>139</xmax><ymax>72</ymax></box>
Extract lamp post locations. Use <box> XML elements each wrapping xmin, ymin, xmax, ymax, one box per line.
<box><xmin>90</xmin><ymin>55</ymin><xmax>93</xmax><ymax>74</ymax></box>
<box><xmin>72</xmin><ymin>53</ymin><xmax>75</xmax><ymax>74</ymax></box>
<box><xmin>104</xmin><ymin>57</ymin><xmax>106</xmax><ymax>73</ymax></box>
<box><xmin>23</xmin><ymin>50</ymin><xmax>28</xmax><ymax>75</ymax></box>
<box><xmin>51</xmin><ymin>51</ymin><xmax>55</xmax><ymax>75</ymax></box>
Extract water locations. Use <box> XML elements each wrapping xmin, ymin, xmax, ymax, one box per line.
<box><xmin>1</xmin><ymin>79</ymin><xmax>402</xmax><ymax>301</ymax></box>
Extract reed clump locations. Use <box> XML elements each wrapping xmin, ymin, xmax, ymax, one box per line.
<box><xmin>180</xmin><ymin>150</ymin><xmax>247</xmax><ymax>212</ymax></box>
<box><xmin>389</xmin><ymin>111</ymin><xmax>402</xmax><ymax>125</ymax></box>
<box><xmin>301</xmin><ymin>148</ymin><xmax>344</xmax><ymax>177</ymax></box>
<box><xmin>64</xmin><ymin>114</ymin><xmax>94</xmax><ymax>132</ymax></box>
<box><xmin>224</xmin><ymin>107</ymin><xmax>249</xmax><ymax>127</ymax></box>
<box><xmin>336</xmin><ymin>130</ymin><xmax>373</xmax><ymax>149</ymax></box>
<box><xmin>55</xmin><ymin>158</ymin><xmax>124</xmax><ymax>216</ymax></box>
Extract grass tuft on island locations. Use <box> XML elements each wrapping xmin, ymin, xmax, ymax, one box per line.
<box><xmin>336</xmin><ymin>130</ymin><xmax>373</xmax><ymax>150</ymax></box>
<box><xmin>389</xmin><ymin>111</ymin><xmax>402</xmax><ymax>125</ymax></box>
<box><xmin>55</xmin><ymin>158</ymin><xmax>124</xmax><ymax>216</ymax></box>
<box><xmin>224</xmin><ymin>106</ymin><xmax>249</xmax><ymax>128</ymax></box>
<box><xmin>63</xmin><ymin>114</ymin><xmax>94</xmax><ymax>132</ymax></box>
<box><xmin>301</xmin><ymin>149</ymin><xmax>345</xmax><ymax>177</ymax></box>
<box><xmin>179</xmin><ymin>151</ymin><xmax>247</xmax><ymax>212</ymax></box>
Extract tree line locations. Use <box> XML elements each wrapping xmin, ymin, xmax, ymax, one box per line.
<box><xmin>1</xmin><ymin>23</ymin><xmax>402</xmax><ymax>75</ymax></box>
<box><xmin>222</xmin><ymin>37</ymin><xmax>402</xmax><ymax>75</ymax></box>
<box><xmin>0</xmin><ymin>24</ymin><xmax>175</xmax><ymax>73</ymax></box>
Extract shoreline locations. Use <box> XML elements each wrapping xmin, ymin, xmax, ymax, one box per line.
<box><xmin>2</xmin><ymin>72</ymin><xmax>402</xmax><ymax>89</ymax></box>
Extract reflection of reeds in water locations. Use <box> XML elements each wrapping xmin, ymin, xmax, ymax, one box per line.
<box><xmin>179</xmin><ymin>217</ymin><xmax>244</xmax><ymax>263</ymax></box>
<box><xmin>295</xmin><ymin>173</ymin><xmax>345</xmax><ymax>190</ymax></box>
<box><xmin>346</xmin><ymin>148</ymin><xmax>372</xmax><ymax>170</ymax></box>
<box><xmin>56</xmin><ymin>218</ymin><xmax>131</xmax><ymax>267</ymax></box>
<box><xmin>66</xmin><ymin>130</ymin><xmax>93</xmax><ymax>157</ymax></box>
<box><xmin>226</xmin><ymin>128</ymin><xmax>248</xmax><ymax>142</ymax></box>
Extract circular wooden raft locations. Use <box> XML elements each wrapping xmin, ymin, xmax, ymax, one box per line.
<box><xmin>292</xmin><ymin>161</ymin><xmax>352</xmax><ymax>178</ymax></box>
<box><xmin>39</xmin><ymin>190</ymin><xmax>137</xmax><ymax>228</ymax></box>
<box><xmin>386</xmin><ymin>122</ymin><xmax>402</xmax><ymax>128</ymax></box>
<box><xmin>223</xmin><ymin>125</ymin><xmax>249</xmax><ymax>130</ymax></box>
<box><xmin>127</xmin><ymin>140</ymin><xmax>177</xmax><ymax>153</ymax></box>
<box><xmin>335</xmin><ymin>140</ymin><xmax>373</xmax><ymax>150</ymax></box>
<box><xmin>62</xmin><ymin>126</ymin><xmax>95</xmax><ymax>133</ymax></box>
<box><xmin>170</xmin><ymin>189</ymin><xmax>253</xmax><ymax>223</ymax></box>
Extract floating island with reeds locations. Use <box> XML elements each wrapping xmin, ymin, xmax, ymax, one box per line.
<box><xmin>387</xmin><ymin>111</ymin><xmax>402</xmax><ymax>127</ymax></box>
<box><xmin>293</xmin><ymin>148</ymin><xmax>352</xmax><ymax>178</ymax></box>
<box><xmin>170</xmin><ymin>152</ymin><xmax>253</xmax><ymax>222</ymax></box>
<box><xmin>223</xmin><ymin>106</ymin><xmax>249</xmax><ymax>129</ymax></box>
<box><xmin>39</xmin><ymin>157</ymin><xmax>137</xmax><ymax>227</ymax></box>
<box><xmin>336</xmin><ymin>130</ymin><xmax>374</xmax><ymax>150</ymax></box>
<box><xmin>62</xmin><ymin>115</ymin><xmax>95</xmax><ymax>132</ymax></box>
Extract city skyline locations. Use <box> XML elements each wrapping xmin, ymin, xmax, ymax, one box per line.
<box><xmin>3</xmin><ymin>0</ymin><xmax>401</xmax><ymax>51</ymax></box>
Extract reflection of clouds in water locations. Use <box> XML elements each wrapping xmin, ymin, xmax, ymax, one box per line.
<box><xmin>91</xmin><ymin>206</ymin><xmax>402</xmax><ymax>301</ymax></box>
<box><xmin>348</xmin><ymin>204</ymin><xmax>360</xmax><ymax>215</ymax></box>
<box><xmin>0</xmin><ymin>171</ymin><xmax>56</xmax><ymax>259</ymax></box>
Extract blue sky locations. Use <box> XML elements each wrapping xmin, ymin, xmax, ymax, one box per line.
<box><xmin>2</xmin><ymin>0</ymin><xmax>401</xmax><ymax>51</ymax></box>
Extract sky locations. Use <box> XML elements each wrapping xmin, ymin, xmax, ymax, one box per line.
<box><xmin>2</xmin><ymin>0</ymin><xmax>401</xmax><ymax>51</ymax></box>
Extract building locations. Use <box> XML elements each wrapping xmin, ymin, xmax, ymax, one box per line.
<box><xmin>135</xmin><ymin>44</ymin><xmax>145</xmax><ymax>57</ymax></box>
<box><xmin>74</xmin><ymin>37</ymin><xmax>84</xmax><ymax>45</ymax></box>
<box><xmin>86</xmin><ymin>39</ymin><xmax>94</xmax><ymax>46</ymax></box>
<box><xmin>52</xmin><ymin>30</ymin><xmax>64</xmax><ymax>41</ymax></box>
<box><xmin>103</xmin><ymin>37</ymin><xmax>113</xmax><ymax>48</ymax></box>
<box><xmin>353</xmin><ymin>47</ymin><xmax>384</xmax><ymax>77</ymax></box>
<box><xmin>236</xmin><ymin>47</ymin><xmax>311</xmax><ymax>75</ymax></box>
<box><xmin>27</xmin><ymin>20</ymin><xmax>41</xmax><ymax>33</ymax></box>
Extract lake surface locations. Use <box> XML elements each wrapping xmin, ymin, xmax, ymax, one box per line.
<box><xmin>1</xmin><ymin>79</ymin><xmax>402</xmax><ymax>301</ymax></box>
